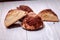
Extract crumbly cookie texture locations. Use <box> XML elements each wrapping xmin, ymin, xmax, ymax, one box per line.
<box><xmin>5</xmin><ymin>9</ymin><xmax>26</xmax><ymax>27</ymax></box>
<box><xmin>38</xmin><ymin>9</ymin><xmax>59</xmax><ymax>22</ymax></box>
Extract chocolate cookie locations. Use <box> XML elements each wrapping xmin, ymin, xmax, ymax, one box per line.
<box><xmin>17</xmin><ymin>5</ymin><xmax>33</xmax><ymax>13</ymax></box>
<box><xmin>22</xmin><ymin>13</ymin><xmax>44</xmax><ymax>31</ymax></box>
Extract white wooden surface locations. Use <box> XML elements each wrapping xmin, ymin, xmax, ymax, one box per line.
<box><xmin>0</xmin><ymin>1</ymin><xmax>60</xmax><ymax>40</ymax></box>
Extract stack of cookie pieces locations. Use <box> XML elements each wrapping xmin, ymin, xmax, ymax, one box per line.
<box><xmin>4</xmin><ymin>5</ymin><xmax>59</xmax><ymax>31</ymax></box>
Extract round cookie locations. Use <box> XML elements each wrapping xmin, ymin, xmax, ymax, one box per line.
<box><xmin>22</xmin><ymin>13</ymin><xmax>44</xmax><ymax>31</ymax></box>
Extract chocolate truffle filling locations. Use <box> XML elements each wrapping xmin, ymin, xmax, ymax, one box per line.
<box><xmin>22</xmin><ymin>15</ymin><xmax>44</xmax><ymax>30</ymax></box>
<box><xmin>26</xmin><ymin>16</ymin><xmax>43</xmax><ymax>28</ymax></box>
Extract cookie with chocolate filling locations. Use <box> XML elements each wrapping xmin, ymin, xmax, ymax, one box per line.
<box><xmin>22</xmin><ymin>13</ymin><xmax>44</xmax><ymax>31</ymax></box>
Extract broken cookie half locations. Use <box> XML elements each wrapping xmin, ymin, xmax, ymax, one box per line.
<box><xmin>38</xmin><ymin>9</ymin><xmax>59</xmax><ymax>22</ymax></box>
<box><xmin>4</xmin><ymin>9</ymin><xmax>26</xmax><ymax>27</ymax></box>
<box><xmin>17</xmin><ymin>5</ymin><xmax>33</xmax><ymax>13</ymax></box>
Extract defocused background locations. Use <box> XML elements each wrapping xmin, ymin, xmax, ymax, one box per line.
<box><xmin>0</xmin><ymin>0</ymin><xmax>43</xmax><ymax>2</ymax></box>
<box><xmin>0</xmin><ymin>0</ymin><xmax>25</xmax><ymax>2</ymax></box>
<box><xmin>0</xmin><ymin>0</ymin><xmax>56</xmax><ymax>2</ymax></box>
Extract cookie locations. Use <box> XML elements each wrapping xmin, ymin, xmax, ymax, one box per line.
<box><xmin>4</xmin><ymin>9</ymin><xmax>26</xmax><ymax>27</ymax></box>
<box><xmin>38</xmin><ymin>9</ymin><xmax>59</xmax><ymax>22</ymax></box>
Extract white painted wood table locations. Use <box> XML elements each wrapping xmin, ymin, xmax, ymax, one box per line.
<box><xmin>0</xmin><ymin>1</ymin><xmax>60</xmax><ymax>40</ymax></box>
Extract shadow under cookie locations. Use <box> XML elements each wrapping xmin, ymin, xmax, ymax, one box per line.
<box><xmin>7</xmin><ymin>24</ymin><xmax>21</xmax><ymax>29</ymax></box>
